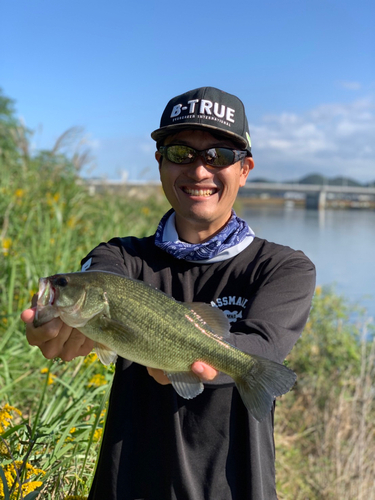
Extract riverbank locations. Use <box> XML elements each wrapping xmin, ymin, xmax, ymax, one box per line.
<box><xmin>80</xmin><ymin>179</ymin><xmax>375</xmax><ymax>210</ymax></box>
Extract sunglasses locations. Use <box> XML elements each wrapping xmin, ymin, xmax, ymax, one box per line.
<box><xmin>158</xmin><ymin>144</ymin><xmax>248</xmax><ymax>167</ymax></box>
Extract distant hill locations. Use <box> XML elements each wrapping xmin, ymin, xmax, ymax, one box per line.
<box><xmin>250</xmin><ymin>174</ymin><xmax>375</xmax><ymax>187</ymax></box>
<box><xmin>298</xmin><ymin>174</ymin><xmax>362</xmax><ymax>187</ymax></box>
<box><xmin>249</xmin><ymin>177</ymin><xmax>276</xmax><ymax>183</ymax></box>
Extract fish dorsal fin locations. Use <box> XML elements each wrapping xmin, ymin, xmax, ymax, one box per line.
<box><xmin>184</xmin><ymin>302</ymin><xmax>231</xmax><ymax>339</ymax></box>
<box><xmin>94</xmin><ymin>342</ymin><xmax>118</xmax><ymax>365</ymax></box>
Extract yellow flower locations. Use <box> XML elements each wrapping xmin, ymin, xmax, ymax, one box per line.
<box><xmin>15</xmin><ymin>188</ymin><xmax>24</xmax><ymax>198</ymax></box>
<box><xmin>84</xmin><ymin>352</ymin><xmax>98</xmax><ymax>365</ymax></box>
<box><xmin>141</xmin><ymin>206</ymin><xmax>150</xmax><ymax>215</ymax></box>
<box><xmin>93</xmin><ymin>428</ymin><xmax>103</xmax><ymax>442</ymax></box>
<box><xmin>0</xmin><ymin>404</ymin><xmax>22</xmax><ymax>434</ymax></box>
<box><xmin>1</xmin><ymin>237</ymin><xmax>12</xmax><ymax>256</ymax></box>
<box><xmin>0</xmin><ymin>466</ymin><xmax>13</xmax><ymax>496</ymax></box>
<box><xmin>24</xmin><ymin>461</ymin><xmax>45</xmax><ymax>478</ymax></box>
<box><xmin>0</xmin><ymin>440</ymin><xmax>10</xmax><ymax>456</ymax></box>
<box><xmin>40</xmin><ymin>368</ymin><xmax>56</xmax><ymax>385</ymax></box>
<box><xmin>22</xmin><ymin>480</ymin><xmax>43</xmax><ymax>495</ymax></box>
<box><xmin>66</xmin><ymin>427</ymin><xmax>77</xmax><ymax>442</ymax></box>
<box><xmin>0</xmin><ymin>461</ymin><xmax>45</xmax><ymax>497</ymax></box>
<box><xmin>46</xmin><ymin>192</ymin><xmax>61</xmax><ymax>206</ymax></box>
<box><xmin>87</xmin><ymin>374</ymin><xmax>107</xmax><ymax>387</ymax></box>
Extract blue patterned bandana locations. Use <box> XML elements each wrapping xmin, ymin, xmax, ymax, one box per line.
<box><xmin>154</xmin><ymin>209</ymin><xmax>255</xmax><ymax>263</ymax></box>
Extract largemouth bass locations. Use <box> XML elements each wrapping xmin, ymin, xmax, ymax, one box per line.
<box><xmin>33</xmin><ymin>271</ymin><xmax>296</xmax><ymax>421</ymax></box>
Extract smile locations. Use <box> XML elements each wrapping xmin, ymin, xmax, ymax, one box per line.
<box><xmin>183</xmin><ymin>188</ymin><xmax>217</xmax><ymax>197</ymax></box>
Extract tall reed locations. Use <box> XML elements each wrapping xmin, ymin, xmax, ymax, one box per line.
<box><xmin>1</xmin><ymin>127</ymin><xmax>169</xmax><ymax>498</ymax></box>
<box><xmin>275</xmin><ymin>292</ymin><xmax>375</xmax><ymax>499</ymax></box>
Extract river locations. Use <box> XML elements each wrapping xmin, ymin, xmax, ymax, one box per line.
<box><xmin>243</xmin><ymin>206</ymin><xmax>375</xmax><ymax>320</ymax></box>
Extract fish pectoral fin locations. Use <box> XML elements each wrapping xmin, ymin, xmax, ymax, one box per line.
<box><xmin>99</xmin><ymin>316</ymin><xmax>132</xmax><ymax>337</ymax></box>
<box><xmin>165</xmin><ymin>371</ymin><xmax>204</xmax><ymax>400</ymax></box>
<box><xmin>94</xmin><ymin>342</ymin><xmax>118</xmax><ymax>365</ymax></box>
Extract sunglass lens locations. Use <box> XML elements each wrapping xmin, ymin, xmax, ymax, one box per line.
<box><xmin>166</xmin><ymin>145</ymin><xmax>195</xmax><ymax>164</ymax></box>
<box><xmin>163</xmin><ymin>145</ymin><xmax>239</xmax><ymax>166</ymax></box>
<box><xmin>206</xmin><ymin>148</ymin><xmax>234</xmax><ymax>166</ymax></box>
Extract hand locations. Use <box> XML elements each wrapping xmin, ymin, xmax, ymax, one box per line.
<box><xmin>147</xmin><ymin>362</ymin><xmax>218</xmax><ymax>385</ymax></box>
<box><xmin>21</xmin><ymin>307</ymin><xmax>94</xmax><ymax>361</ymax></box>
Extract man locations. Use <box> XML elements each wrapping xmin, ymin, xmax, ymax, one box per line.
<box><xmin>22</xmin><ymin>87</ymin><xmax>316</xmax><ymax>499</ymax></box>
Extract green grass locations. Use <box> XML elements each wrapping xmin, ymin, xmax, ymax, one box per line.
<box><xmin>1</xmin><ymin>157</ymin><xmax>169</xmax><ymax>498</ymax></box>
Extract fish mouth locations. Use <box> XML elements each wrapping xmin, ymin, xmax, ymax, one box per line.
<box><xmin>37</xmin><ymin>278</ymin><xmax>56</xmax><ymax>306</ymax></box>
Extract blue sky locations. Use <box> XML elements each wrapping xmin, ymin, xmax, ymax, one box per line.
<box><xmin>2</xmin><ymin>0</ymin><xmax>374</xmax><ymax>182</ymax></box>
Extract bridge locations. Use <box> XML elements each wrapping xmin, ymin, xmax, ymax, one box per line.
<box><xmin>239</xmin><ymin>182</ymin><xmax>375</xmax><ymax>209</ymax></box>
<box><xmin>81</xmin><ymin>178</ymin><xmax>375</xmax><ymax>210</ymax></box>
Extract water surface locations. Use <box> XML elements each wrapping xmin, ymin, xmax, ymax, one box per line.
<box><xmin>243</xmin><ymin>206</ymin><xmax>375</xmax><ymax>319</ymax></box>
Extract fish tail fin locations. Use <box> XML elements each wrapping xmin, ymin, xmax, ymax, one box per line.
<box><xmin>234</xmin><ymin>355</ymin><xmax>297</xmax><ymax>422</ymax></box>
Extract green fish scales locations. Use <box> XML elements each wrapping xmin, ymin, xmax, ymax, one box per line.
<box><xmin>34</xmin><ymin>270</ymin><xmax>296</xmax><ymax>421</ymax></box>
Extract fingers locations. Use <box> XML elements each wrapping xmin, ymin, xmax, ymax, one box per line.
<box><xmin>146</xmin><ymin>367</ymin><xmax>171</xmax><ymax>385</ymax></box>
<box><xmin>25</xmin><ymin>315</ymin><xmax>65</xmax><ymax>347</ymax></box>
<box><xmin>147</xmin><ymin>362</ymin><xmax>219</xmax><ymax>386</ymax></box>
<box><xmin>22</xmin><ymin>308</ymin><xmax>94</xmax><ymax>361</ymax></box>
<box><xmin>40</xmin><ymin>324</ymin><xmax>94</xmax><ymax>361</ymax></box>
<box><xmin>59</xmin><ymin>330</ymin><xmax>94</xmax><ymax>361</ymax></box>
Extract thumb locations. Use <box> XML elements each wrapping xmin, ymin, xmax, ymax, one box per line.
<box><xmin>191</xmin><ymin>361</ymin><xmax>218</xmax><ymax>381</ymax></box>
<box><xmin>20</xmin><ymin>307</ymin><xmax>36</xmax><ymax>324</ymax></box>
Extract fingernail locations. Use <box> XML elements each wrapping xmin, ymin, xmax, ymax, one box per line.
<box><xmin>194</xmin><ymin>363</ymin><xmax>204</xmax><ymax>373</ymax></box>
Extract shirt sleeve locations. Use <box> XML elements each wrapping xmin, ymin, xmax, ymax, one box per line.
<box><xmin>204</xmin><ymin>250</ymin><xmax>316</xmax><ymax>388</ymax></box>
<box><xmin>80</xmin><ymin>241</ymin><xmax>129</xmax><ymax>275</ymax></box>
<box><xmin>230</xmin><ymin>251</ymin><xmax>316</xmax><ymax>364</ymax></box>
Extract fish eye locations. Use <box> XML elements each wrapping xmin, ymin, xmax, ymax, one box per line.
<box><xmin>55</xmin><ymin>277</ymin><xmax>68</xmax><ymax>287</ymax></box>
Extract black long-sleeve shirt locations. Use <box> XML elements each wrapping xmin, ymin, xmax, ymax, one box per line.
<box><xmin>85</xmin><ymin>234</ymin><xmax>316</xmax><ymax>500</ymax></box>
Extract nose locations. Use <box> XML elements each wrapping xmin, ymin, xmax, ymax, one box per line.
<box><xmin>184</xmin><ymin>157</ymin><xmax>214</xmax><ymax>180</ymax></box>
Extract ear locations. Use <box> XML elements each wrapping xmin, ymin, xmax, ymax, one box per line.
<box><xmin>155</xmin><ymin>151</ymin><xmax>162</xmax><ymax>170</ymax></box>
<box><xmin>239</xmin><ymin>157</ymin><xmax>254</xmax><ymax>187</ymax></box>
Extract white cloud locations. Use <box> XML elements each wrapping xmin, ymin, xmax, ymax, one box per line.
<box><xmin>337</xmin><ymin>81</ymin><xmax>362</xmax><ymax>91</ymax></box>
<box><xmin>88</xmin><ymin>135</ymin><xmax>158</xmax><ymax>181</ymax></box>
<box><xmin>84</xmin><ymin>98</ymin><xmax>375</xmax><ymax>183</ymax></box>
<box><xmin>251</xmin><ymin>97</ymin><xmax>375</xmax><ymax>182</ymax></box>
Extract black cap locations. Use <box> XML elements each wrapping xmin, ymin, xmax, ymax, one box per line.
<box><xmin>151</xmin><ymin>87</ymin><xmax>252</xmax><ymax>156</ymax></box>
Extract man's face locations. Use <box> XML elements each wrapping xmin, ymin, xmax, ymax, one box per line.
<box><xmin>155</xmin><ymin>129</ymin><xmax>254</xmax><ymax>242</ymax></box>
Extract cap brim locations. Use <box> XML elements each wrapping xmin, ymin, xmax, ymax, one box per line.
<box><xmin>151</xmin><ymin>122</ymin><xmax>248</xmax><ymax>149</ymax></box>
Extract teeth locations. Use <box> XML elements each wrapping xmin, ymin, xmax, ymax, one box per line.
<box><xmin>184</xmin><ymin>188</ymin><xmax>215</xmax><ymax>196</ymax></box>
